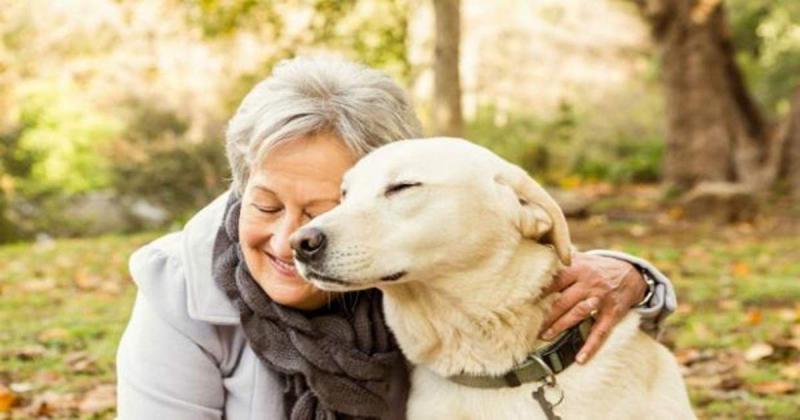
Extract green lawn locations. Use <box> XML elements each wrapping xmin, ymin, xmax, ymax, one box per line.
<box><xmin>0</xmin><ymin>206</ymin><xmax>798</xmax><ymax>418</ymax></box>
<box><xmin>0</xmin><ymin>232</ymin><xmax>158</xmax><ymax>418</ymax></box>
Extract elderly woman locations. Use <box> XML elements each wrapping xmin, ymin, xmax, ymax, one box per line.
<box><xmin>116</xmin><ymin>57</ymin><xmax>676</xmax><ymax>419</ymax></box>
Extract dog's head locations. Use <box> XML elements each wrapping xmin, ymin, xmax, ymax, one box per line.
<box><xmin>290</xmin><ymin>137</ymin><xmax>571</xmax><ymax>292</ymax></box>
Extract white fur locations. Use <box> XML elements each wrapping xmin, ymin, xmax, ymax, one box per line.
<box><xmin>294</xmin><ymin>138</ymin><xmax>695</xmax><ymax>419</ymax></box>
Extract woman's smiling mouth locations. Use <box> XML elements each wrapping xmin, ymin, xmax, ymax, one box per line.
<box><xmin>265</xmin><ymin>251</ymin><xmax>298</xmax><ymax>277</ymax></box>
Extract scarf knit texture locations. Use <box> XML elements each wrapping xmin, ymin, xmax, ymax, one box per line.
<box><xmin>212</xmin><ymin>194</ymin><xmax>408</xmax><ymax>420</ymax></box>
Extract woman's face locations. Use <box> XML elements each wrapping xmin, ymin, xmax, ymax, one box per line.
<box><xmin>239</xmin><ymin>133</ymin><xmax>357</xmax><ymax>310</ymax></box>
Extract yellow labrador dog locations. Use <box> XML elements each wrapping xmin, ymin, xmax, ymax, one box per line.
<box><xmin>291</xmin><ymin>138</ymin><xmax>694</xmax><ymax>419</ymax></box>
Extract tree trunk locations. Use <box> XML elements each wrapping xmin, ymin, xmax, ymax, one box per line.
<box><xmin>431</xmin><ymin>0</ymin><xmax>463</xmax><ymax>137</ymax></box>
<box><xmin>635</xmin><ymin>0</ymin><xmax>775</xmax><ymax>190</ymax></box>
<box><xmin>779</xmin><ymin>88</ymin><xmax>800</xmax><ymax>196</ymax></box>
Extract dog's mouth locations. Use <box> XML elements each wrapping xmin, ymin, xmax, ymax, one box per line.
<box><xmin>304</xmin><ymin>270</ymin><xmax>351</xmax><ymax>286</ymax></box>
<box><xmin>301</xmin><ymin>267</ymin><xmax>407</xmax><ymax>291</ymax></box>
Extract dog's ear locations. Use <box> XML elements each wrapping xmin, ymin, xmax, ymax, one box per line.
<box><xmin>495</xmin><ymin>164</ymin><xmax>572</xmax><ymax>265</ymax></box>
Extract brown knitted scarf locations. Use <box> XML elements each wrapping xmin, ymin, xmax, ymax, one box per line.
<box><xmin>212</xmin><ymin>193</ymin><xmax>408</xmax><ymax>420</ymax></box>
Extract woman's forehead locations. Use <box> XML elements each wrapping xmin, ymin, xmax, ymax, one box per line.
<box><xmin>258</xmin><ymin>133</ymin><xmax>356</xmax><ymax>170</ymax></box>
<box><xmin>247</xmin><ymin>134</ymin><xmax>356</xmax><ymax>199</ymax></box>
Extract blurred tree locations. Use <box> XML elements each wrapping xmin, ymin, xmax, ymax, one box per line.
<box><xmin>185</xmin><ymin>0</ymin><xmax>412</xmax><ymax>83</ymax></box>
<box><xmin>782</xmin><ymin>91</ymin><xmax>800</xmax><ymax>196</ymax></box>
<box><xmin>431</xmin><ymin>0</ymin><xmax>463</xmax><ymax>137</ymax></box>
<box><xmin>728</xmin><ymin>0</ymin><xmax>800</xmax><ymax>117</ymax></box>
<box><xmin>634</xmin><ymin>0</ymin><xmax>800</xmax><ymax>196</ymax></box>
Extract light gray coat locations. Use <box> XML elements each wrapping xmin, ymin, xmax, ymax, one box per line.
<box><xmin>115</xmin><ymin>192</ymin><xmax>676</xmax><ymax>419</ymax></box>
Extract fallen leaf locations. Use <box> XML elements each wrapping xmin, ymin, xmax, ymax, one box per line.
<box><xmin>691</xmin><ymin>323</ymin><xmax>713</xmax><ymax>341</ymax></box>
<box><xmin>668</xmin><ymin>206</ymin><xmax>684</xmax><ymax>220</ymax></box>
<box><xmin>769</xmin><ymin>337</ymin><xmax>800</xmax><ymax>352</ymax></box>
<box><xmin>20</xmin><ymin>278</ymin><xmax>56</xmax><ymax>293</ymax></box>
<box><xmin>78</xmin><ymin>384</ymin><xmax>115</xmax><ymax>415</ymax></box>
<box><xmin>33</xmin><ymin>370</ymin><xmax>61</xmax><ymax>385</ymax></box>
<box><xmin>778</xmin><ymin>308</ymin><xmax>799</xmax><ymax>322</ymax></box>
<box><xmin>628</xmin><ymin>224</ymin><xmax>649</xmax><ymax>237</ymax></box>
<box><xmin>744</xmin><ymin>342</ymin><xmax>773</xmax><ymax>362</ymax></box>
<box><xmin>4</xmin><ymin>345</ymin><xmax>46</xmax><ymax>360</ymax></box>
<box><xmin>65</xmin><ymin>351</ymin><xmax>97</xmax><ymax>374</ymax></box>
<box><xmin>745</xmin><ymin>308</ymin><xmax>762</xmax><ymax>326</ymax></box>
<box><xmin>674</xmin><ymin>348</ymin><xmax>714</xmax><ymax>366</ymax></box>
<box><xmin>675</xmin><ymin>348</ymin><xmax>700</xmax><ymax>366</ymax></box>
<box><xmin>781</xmin><ymin>363</ymin><xmax>800</xmax><ymax>379</ymax></box>
<box><xmin>98</xmin><ymin>281</ymin><xmax>121</xmax><ymax>295</ymax></box>
<box><xmin>749</xmin><ymin>380</ymin><xmax>797</xmax><ymax>395</ymax></box>
<box><xmin>684</xmin><ymin>246</ymin><xmax>712</xmax><ymax>262</ymax></box>
<box><xmin>717</xmin><ymin>299</ymin><xmax>739</xmax><ymax>310</ymax></box>
<box><xmin>23</xmin><ymin>391</ymin><xmax>77</xmax><ymax>417</ymax></box>
<box><xmin>792</xmin><ymin>324</ymin><xmax>800</xmax><ymax>338</ymax></box>
<box><xmin>9</xmin><ymin>383</ymin><xmax>34</xmax><ymax>393</ymax></box>
<box><xmin>677</xmin><ymin>303</ymin><xmax>694</xmax><ymax>315</ymax></box>
<box><xmin>731</xmin><ymin>261</ymin><xmax>751</xmax><ymax>278</ymax></box>
<box><xmin>685</xmin><ymin>375</ymin><xmax>720</xmax><ymax>388</ymax></box>
<box><xmin>73</xmin><ymin>272</ymin><xmax>102</xmax><ymax>290</ymax></box>
<box><xmin>717</xmin><ymin>375</ymin><xmax>743</xmax><ymax>391</ymax></box>
<box><xmin>0</xmin><ymin>384</ymin><xmax>16</xmax><ymax>412</ymax></box>
<box><xmin>37</xmin><ymin>328</ymin><xmax>70</xmax><ymax>343</ymax></box>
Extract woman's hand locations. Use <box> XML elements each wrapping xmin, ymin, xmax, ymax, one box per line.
<box><xmin>539</xmin><ymin>252</ymin><xmax>647</xmax><ymax>364</ymax></box>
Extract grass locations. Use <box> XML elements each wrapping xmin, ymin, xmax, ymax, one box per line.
<box><xmin>0</xmin><ymin>191</ymin><xmax>799</xmax><ymax>418</ymax></box>
<box><xmin>0</xmin><ymin>232</ymin><xmax>159</xmax><ymax>418</ymax></box>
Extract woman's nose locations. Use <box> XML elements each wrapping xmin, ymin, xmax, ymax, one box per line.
<box><xmin>270</xmin><ymin>214</ymin><xmax>304</xmax><ymax>258</ymax></box>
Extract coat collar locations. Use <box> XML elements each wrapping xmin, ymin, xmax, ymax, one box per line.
<box><xmin>182</xmin><ymin>191</ymin><xmax>241</xmax><ymax>325</ymax></box>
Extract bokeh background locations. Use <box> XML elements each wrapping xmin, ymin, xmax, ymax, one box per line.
<box><xmin>0</xmin><ymin>0</ymin><xmax>799</xmax><ymax>418</ymax></box>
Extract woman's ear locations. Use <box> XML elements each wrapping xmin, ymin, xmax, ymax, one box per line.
<box><xmin>495</xmin><ymin>164</ymin><xmax>572</xmax><ymax>266</ymax></box>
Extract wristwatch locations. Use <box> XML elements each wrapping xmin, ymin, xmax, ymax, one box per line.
<box><xmin>635</xmin><ymin>268</ymin><xmax>656</xmax><ymax>308</ymax></box>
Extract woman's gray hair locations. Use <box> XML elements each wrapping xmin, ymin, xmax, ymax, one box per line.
<box><xmin>225</xmin><ymin>56</ymin><xmax>423</xmax><ymax>195</ymax></box>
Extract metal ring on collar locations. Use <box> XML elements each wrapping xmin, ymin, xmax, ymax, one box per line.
<box><xmin>529</xmin><ymin>354</ymin><xmax>557</xmax><ymax>387</ymax></box>
<box><xmin>530</xmin><ymin>353</ymin><xmax>565</xmax><ymax>407</ymax></box>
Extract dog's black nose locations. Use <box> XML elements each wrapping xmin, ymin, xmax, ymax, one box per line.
<box><xmin>291</xmin><ymin>227</ymin><xmax>327</xmax><ymax>262</ymax></box>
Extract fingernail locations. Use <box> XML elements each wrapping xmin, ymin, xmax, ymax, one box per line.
<box><xmin>576</xmin><ymin>352</ymin><xmax>586</xmax><ymax>364</ymax></box>
<box><xmin>541</xmin><ymin>329</ymin><xmax>554</xmax><ymax>340</ymax></box>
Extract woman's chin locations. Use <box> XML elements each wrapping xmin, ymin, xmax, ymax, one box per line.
<box><xmin>258</xmin><ymin>271</ymin><xmax>331</xmax><ymax>310</ymax></box>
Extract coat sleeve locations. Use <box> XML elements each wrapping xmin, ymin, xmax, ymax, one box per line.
<box><xmin>116</xmin><ymin>245</ymin><xmax>226</xmax><ymax>420</ymax></box>
<box><xmin>585</xmin><ymin>249</ymin><xmax>678</xmax><ymax>336</ymax></box>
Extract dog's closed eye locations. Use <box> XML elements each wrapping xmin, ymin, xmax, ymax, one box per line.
<box><xmin>385</xmin><ymin>181</ymin><xmax>422</xmax><ymax>197</ymax></box>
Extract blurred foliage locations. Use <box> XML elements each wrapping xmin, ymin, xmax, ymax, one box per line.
<box><xmin>188</xmin><ymin>0</ymin><xmax>286</xmax><ymax>38</ymax></box>
<box><xmin>188</xmin><ymin>0</ymin><xmax>412</xmax><ymax>84</ymax></box>
<box><xmin>729</xmin><ymin>0</ymin><xmax>800</xmax><ymax>116</ymax></box>
<box><xmin>0</xmin><ymin>0</ymin><xmax>417</xmax><ymax>243</ymax></box>
<box><xmin>109</xmin><ymin>99</ymin><xmax>229</xmax><ymax>220</ymax></box>
<box><xmin>2</xmin><ymin>0</ymin><xmax>800</xmax><ymax>243</ymax></box>
<box><xmin>467</xmin><ymin>100</ymin><xmax>664</xmax><ymax>187</ymax></box>
<box><xmin>15</xmin><ymin>82</ymin><xmax>121</xmax><ymax>195</ymax></box>
<box><xmin>0</xmin><ymin>81</ymin><xmax>122</xmax><ymax>242</ymax></box>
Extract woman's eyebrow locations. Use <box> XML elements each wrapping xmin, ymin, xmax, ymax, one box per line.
<box><xmin>306</xmin><ymin>197</ymin><xmax>340</xmax><ymax>206</ymax></box>
<box><xmin>253</xmin><ymin>184</ymin><xmax>337</xmax><ymax>206</ymax></box>
<box><xmin>253</xmin><ymin>185</ymin><xmax>276</xmax><ymax>195</ymax></box>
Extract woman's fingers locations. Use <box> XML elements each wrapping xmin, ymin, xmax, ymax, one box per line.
<box><xmin>541</xmin><ymin>284</ymin><xmax>588</xmax><ymax>331</ymax></box>
<box><xmin>576</xmin><ymin>302</ymin><xmax>624</xmax><ymax>364</ymax></box>
<box><xmin>543</xmin><ymin>266</ymin><xmax>580</xmax><ymax>295</ymax></box>
<box><xmin>540</xmin><ymin>295</ymin><xmax>599</xmax><ymax>340</ymax></box>
<box><xmin>538</xmin><ymin>253</ymin><xmax>644</xmax><ymax>362</ymax></box>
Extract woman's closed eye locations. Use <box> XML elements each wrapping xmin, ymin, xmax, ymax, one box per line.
<box><xmin>385</xmin><ymin>181</ymin><xmax>422</xmax><ymax>197</ymax></box>
<box><xmin>252</xmin><ymin>204</ymin><xmax>283</xmax><ymax>214</ymax></box>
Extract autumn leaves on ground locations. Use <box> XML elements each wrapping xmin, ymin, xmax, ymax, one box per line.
<box><xmin>1</xmin><ymin>187</ymin><xmax>799</xmax><ymax>419</ymax></box>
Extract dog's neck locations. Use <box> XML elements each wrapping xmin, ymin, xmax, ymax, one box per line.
<box><xmin>380</xmin><ymin>241</ymin><xmax>560</xmax><ymax>378</ymax></box>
